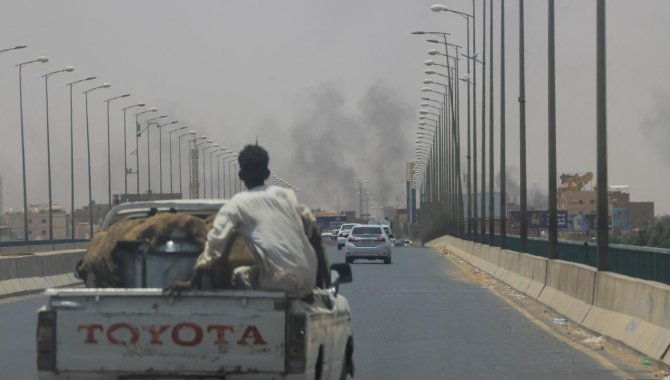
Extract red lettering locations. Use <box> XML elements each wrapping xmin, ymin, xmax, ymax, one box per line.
<box><xmin>107</xmin><ymin>323</ymin><xmax>140</xmax><ymax>345</ymax></box>
<box><xmin>236</xmin><ymin>325</ymin><xmax>267</xmax><ymax>346</ymax></box>
<box><xmin>207</xmin><ymin>325</ymin><xmax>235</xmax><ymax>345</ymax></box>
<box><xmin>144</xmin><ymin>325</ymin><xmax>170</xmax><ymax>345</ymax></box>
<box><xmin>172</xmin><ymin>322</ymin><xmax>203</xmax><ymax>347</ymax></box>
<box><xmin>77</xmin><ymin>324</ymin><xmax>103</xmax><ymax>344</ymax></box>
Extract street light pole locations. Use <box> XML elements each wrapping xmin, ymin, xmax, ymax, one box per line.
<box><xmin>121</xmin><ymin>102</ymin><xmax>145</xmax><ymax>201</ymax></box>
<box><xmin>481</xmin><ymin>0</ymin><xmax>487</xmax><ymax>238</ymax></box>
<box><xmin>142</xmin><ymin>115</ymin><xmax>167</xmax><ymax>195</ymax></box>
<box><xmin>518</xmin><ymin>0</ymin><xmax>528</xmax><ymax>252</ymax></box>
<box><xmin>66</xmin><ymin>76</ymin><xmax>96</xmax><ymax>238</ymax></box>
<box><xmin>548</xmin><ymin>0</ymin><xmax>558</xmax><ymax>259</ymax></box>
<box><xmin>167</xmin><ymin>126</ymin><xmax>187</xmax><ymax>196</ymax></box>
<box><xmin>500</xmin><ymin>0</ymin><xmax>506</xmax><ymax>248</ymax></box>
<box><xmin>17</xmin><ymin>56</ymin><xmax>49</xmax><ymax>241</ymax></box>
<box><xmin>488</xmin><ymin>0</ymin><xmax>495</xmax><ymax>244</ymax></box>
<box><xmin>83</xmin><ymin>82</ymin><xmax>111</xmax><ymax>238</ymax></box>
<box><xmin>104</xmin><ymin>94</ymin><xmax>131</xmax><ymax>208</ymax></box>
<box><xmin>202</xmin><ymin>144</ymin><xmax>220</xmax><ymax>198</ymax></box>
<box><xmin>43</xmin><ymin>66</ymin><xmax>74</xmax><ymax>240</ymax></box>
<box><xmin>596</xmin><ymin>0</ymin><xmax>609</xmax><ymax>271</ymax></box>
<box><xmin>133</xmin><ymin>108</ymin><xmax>159</xmax><ymax>196</ymax></box>
<box><xmin>157</xmin><ymin>120</ymin><xmax>179</xmax><ymax>196</ymax></box>
<box><xmin>178</xmin><ymin>132</ymin><xmax>196</xmax><ymax>197</ymax></box>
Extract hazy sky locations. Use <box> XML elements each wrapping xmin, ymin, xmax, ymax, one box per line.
<box><xmin>1</xmin><ymin>1</ymin><xmax>669</xmax><ymax>214</ymax></box>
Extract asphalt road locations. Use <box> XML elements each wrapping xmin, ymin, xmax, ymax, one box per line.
<box><xmin>1</xmin><ymin>245</ymin><xmax>621</xmax><ymax>379</ymax></box>
<box><xmin>326</xmin><ymin>244</ymin><xmax>619</xmax><ymax>379</ymax></box>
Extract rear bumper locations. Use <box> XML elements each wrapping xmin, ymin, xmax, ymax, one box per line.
<box><xmin>345</xmin><ymin>245</ymin><xmax>390</xmax><ymax>259</ymax></box>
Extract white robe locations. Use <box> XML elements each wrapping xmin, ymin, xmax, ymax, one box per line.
<box><xmin>195</xmin><ymin>185</ymin><xmax>317</xmax><ymax>296</ymax></box>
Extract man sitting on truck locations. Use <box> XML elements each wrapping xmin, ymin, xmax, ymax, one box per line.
<box><xmin>167</xmin><ymin>144</ymin><xmax>318</xmax><ymax>297</ymax></box>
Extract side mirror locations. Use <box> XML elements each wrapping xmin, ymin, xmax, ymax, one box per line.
<box><xmin>330</xmin><ymin>263</ymin><xmax>353</xmax><ymax>295</ymax></box>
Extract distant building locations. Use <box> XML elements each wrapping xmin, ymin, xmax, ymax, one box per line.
<box><xmin>558</xmin><ymin>190</ymin><xmax>597</xmax><ymax>214</ymax></box>
<box><xmin>5</xmin><ymin>204</ymin><xmax>68</xmax><ymax>240</ymax></box>
<box><xmin>609</xmin><ymin>188</ymin><xmax>654</xmax><ymax>231</ymax></box>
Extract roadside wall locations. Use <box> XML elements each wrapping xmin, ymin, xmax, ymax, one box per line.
<box><xmin>0</xmin><ymin>250</ymin><xmax>84</xmax><ymax>298</ymax></box>
<box><xmin>428</xmin><ymin>236</ymin><xmax>670</xmax><ymax>366</ymax></box>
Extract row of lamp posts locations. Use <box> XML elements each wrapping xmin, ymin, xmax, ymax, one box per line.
<box><xmin>3</xmin><ymin>45</ymin><xmax>242</xmax><ymax>241</ymax></box>
<box><xmin>412</xmin><ymin>1</ymin><xmax>609</xmax><ymax>270</ymax></box>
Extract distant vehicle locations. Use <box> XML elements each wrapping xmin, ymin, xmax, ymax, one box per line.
<box><xmin>345</xmin><ymin>224</ymin><xmax>392</xmax><ymax>264</ymax></box>
<box><xmin>337</xmin><ymin>223</ymin><xmax>358</xmax><ymax>250</ymax></box>
<box><xmin>382</xmin><ymin>226</ymin><xmax>394</xmax><ymax>243</ymax></box>
<box><xmin>367</xmin><ymin>217</ymin><xmax>390</xmax><ymax>226</ymax></box>
<box><xmin>394</xmin><ymin>239</ymin><xmax>406</xmax><ymax>247</ymax></box>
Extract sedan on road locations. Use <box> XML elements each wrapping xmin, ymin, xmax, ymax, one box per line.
<box><xmin>337</xmin><ymin>223</ymin><xmax>358</xmax><ymax>250</ymax></box>
<box><xmin>345</xmin><ymin>225</ymin><xmax>392</xmax><ymax>264</ymax></box>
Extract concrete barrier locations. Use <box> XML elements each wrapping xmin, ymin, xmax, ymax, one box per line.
<box><xmin>538</xmin><ymin>260</ymin><xmax>596</xmax><ymax>324</ymax></box>
<box><xmin>582</xmin><ymin>272</ymin><xmax>670</xmax><ymax>364</ymax></box>
<box><xmin>0</xmin><ymin>250</ymin><xmax>84</xmax><ymax>298</ymax></box>
<box><xmin>431</xmin><ymin>235</ymin><xmax>670</xmax><ymax>363</ymax></box>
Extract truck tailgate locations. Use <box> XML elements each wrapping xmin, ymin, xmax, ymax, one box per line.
<box><xmin>47</xmin><ymin>288</ymin><xmax>286</xmax><ymax>374</ymax></box>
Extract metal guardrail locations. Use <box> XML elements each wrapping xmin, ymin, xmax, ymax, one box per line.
<box><xmin>463</xmin><ymin>233</ymin><xmax>670</xmax><ymax>285</ymax></box>
<box><xmin>0</xmin><ymin>239</ymin><xmax>89</xmax><ymax>248</ymax></box>
<box><xmin>0</xmin><ymin>239</ymin><xmax>90</xmax><ymax>255</ymax></box>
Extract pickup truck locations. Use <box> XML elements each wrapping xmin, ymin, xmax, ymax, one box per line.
<box><xmin>37</xmin><ymin>200</ymin><xmax>355</xmax><ymax>380</ymax></box>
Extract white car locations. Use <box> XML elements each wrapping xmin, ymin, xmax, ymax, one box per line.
<box><xmin>337</xmin><ymin>223</ymin><xmax>358</xmax><ymax>250</ymax></box>
<box><xmin>345</xmin><ymin>224</ymin><xmax>392</xmax><ymax>264</ymax></box>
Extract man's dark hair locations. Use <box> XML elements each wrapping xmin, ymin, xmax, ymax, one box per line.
<box><xmin>238</xmin><ymin>144</ymin><xmax>270</xmax><ymax>183</ymax></box>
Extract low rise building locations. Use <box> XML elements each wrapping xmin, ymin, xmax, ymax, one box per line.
<box><xmin>5</xmin><ymin>204</ymin><xmax>68</xmax><ymax>240</ymax></box>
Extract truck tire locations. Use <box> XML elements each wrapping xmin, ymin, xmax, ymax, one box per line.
<box><xmin>345</xmin><ymin>257</ymin><xmax>353</xmax><ymax>264</ymax></box>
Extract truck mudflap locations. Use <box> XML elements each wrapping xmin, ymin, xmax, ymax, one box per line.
<box><xmin>46</xmin><ymin>289</ymin><xmax>287</xmax><ymax>375</ymax></box>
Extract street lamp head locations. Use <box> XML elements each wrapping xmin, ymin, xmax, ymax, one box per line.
<box><xmin>121</xmin><ymin>94</ymin><xmax>131</xmax><ymax>98</ymax></box>
<box><xmin>64</xmin><ymin>66</ymin><xmax>75</xmax><ymax>72</ymax></box>
<box><xmin>421</xmin><ymin>87</ymin><xmax>432</xmax><ymax>93</ymax></box>
<box><xmin>411</xmin><ymin>31</ymin><xmax>426</xmax><ymax>35</ymax></box>
<box><xmin>428</xmin><ymin>49</ymin><xmax>439</xmax><ymax>56</ymax></box>
<box><xmin>15</xmin><ymin>45</ymin><xmax>27</xmax><ymax>49</ymax></box>
<box><xmin>36</xmin><ymin>56</ymin><xmax>49</xmax><ymax>63</ymax></box>
<box><xmin>136</xmin><ymin>102</ymin><xmax>146</xmax><ymax>107</ymax></box>
<box><xmin>420</xmin><ymin>102</ymin><xmax>429</xmax><ymax>107</ymax></box>
<box><xmin>426</xmin><ymin>39</ymin><xmax>440</xmax><ymax>44</ymax></box>
<box><xmin>425</xmin><ymin>69</ymin><xmax>436</xmax><ymax>75</ymax></box>
<box><xmin>101</xmin><ymin>82</ymin><xmax>111</xmax><ymax>88</ymax></box>
<box><xmin>85</xmin><ymin>76</ymin><xmax>96</xmax><ymax>81</ymax></box>
<box><xmin>424</xmin><ymin>60</ymin><xmax>434</xmax><ymax>66</ymax></box>
<box><xmin>189</xmin><ymin>130</ymin><xmax>196</xmax><ymax>134</ymax></box>
<box><xmin>422</xmin><ymin>79</ymin><xmax>432</xmax><ymax>84</ymax></box>
<box><xmin>431</xmin><ymin>4</ymin><xmax>449</xmax><ymax>12</ymax></box>
<box><xmin>419</xmin><ymin>110</ymin><xmax>429</xmax><ymax>115</ymax></box>
<box><xmin>149</xmin><ymin>107</ymin><xmax>158</xmax><ymax>112</ymax></box>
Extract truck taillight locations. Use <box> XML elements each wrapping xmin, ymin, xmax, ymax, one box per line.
<box><xmin>36</xmin><ymin>310</ymin><xmax>56</xmax><ymax>371</ymax></box>
<box><xmin>375</xmin><ymin>236</ymin><xmax>386</xmax><ymax>242</ymax></box>
<box><xmin>348</xmin><ymin>237</ymin><xmax>358</xmax><ymax>243</ymax></box>
<box><xmin>286</xmin><ymin>312</ymin><xmax>306</xmax><ymax>373</ymax></box>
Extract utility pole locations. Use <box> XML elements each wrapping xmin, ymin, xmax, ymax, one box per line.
<box><xmin>519</xmin><ymin>0</ymin><xmax>528</xmax><ymax>252</ymax></box>
<box><xmin>481</xmin><ymin>0</ymin><xmax>487</xmax><ymax>238</ymax></box>
<box><xmin>596</xmin><ymin>0</ymin><xmax>609</xmax><ymax>270</ymax></box>
<box><xmin>500</xmin><ymin>0</ymin><xmax>506</xmax><ymax>248</ymax></box>
<box><xmin>548</xmin><ymin>0</ymin><xmax>558</xmax><ymax>259</ymax></box>
<box><xmin>488</xmin><ymin>0</ymin><xmax>495</xmax><ymax>244</ymax></box>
